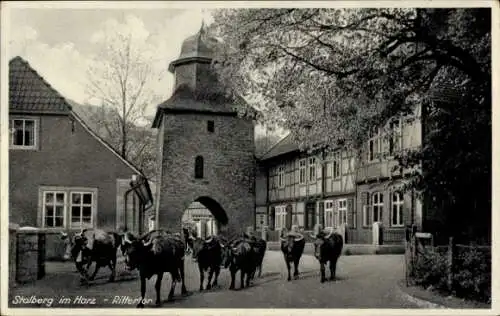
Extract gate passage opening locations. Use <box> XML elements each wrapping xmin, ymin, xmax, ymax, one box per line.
<box><xmin>181</xmin><ymin>196</ymin><xmax>228</xmax><ymax>239</ymax></box>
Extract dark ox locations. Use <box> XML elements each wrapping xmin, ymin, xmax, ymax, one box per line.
<box><xmin>248</xmin><ymin>236</ymin><xmax>267</xmax><ymax>278</ymax></box>
<box><xmin>311</xmin><ymin>230</ymin><xmax>344</xmax><ymax>283</ymax></box>
<box><xmin>222</xmin><ymin>239</ymin><xmax>257</xmax><ymax>290</ymax></box>
<box><xmin>280</xmin><ymin>232</ymin><xmax>305</xmax><ymax>281</ymax></box>
<box><xmin>61</xmin><ymin>229</ymin><xmax>121</xmax><ymax>284</ymax></box>
<box><xmin>190</xmin><ymin>235</ymin><xmax>224</xmax><ymax>291</ymax></box>
<box><xmin>121</xmin><ymin>230</ymin><xmax>188</xmax><ymax>308</ymax></box>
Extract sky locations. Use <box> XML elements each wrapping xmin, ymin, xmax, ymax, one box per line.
<box><xmin>8</xmin><ymin>7</ymin><xmax>212</xmax><ymax>118</ymax></box>
<box><xmin>5</xmin><ymin>4</ymin><xmax>289</xmax><ymax>139</ymax></box>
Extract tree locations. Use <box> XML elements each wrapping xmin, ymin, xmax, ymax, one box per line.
<box><xmin>209</xmin><ymin>8</ymin><xmax>491</xmax><ymax>242</ymax></box>
<box><xmin>255</xmin><ymin>131</ymin><xmax>284</xmax><ymax>157</ymax></box>
<box><xmin>85</xmin><ymin>24</ymin><xmax>163</xmax><ymax>179</ymax></box>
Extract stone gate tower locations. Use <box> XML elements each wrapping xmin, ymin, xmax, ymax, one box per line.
<box><xmin>152</xmin><ymin>25</ymin><xmax>255</xmax><ymax>237</ymax></box>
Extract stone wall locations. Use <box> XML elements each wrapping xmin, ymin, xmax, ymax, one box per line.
<box><xmin>156</xmin><ymin>112</ymin><xmax>255</xmax><ymax>237</ymax></box>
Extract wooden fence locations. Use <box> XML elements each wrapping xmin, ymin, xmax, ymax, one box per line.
<box><xmin>405</xmin><ymin>231</ymin><xmax>491</xmax><ymax>302</ymax></box>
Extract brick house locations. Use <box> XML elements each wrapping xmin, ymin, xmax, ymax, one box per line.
<box><xmin>152</xmin><ymin>25</ymin><xmax>255</xmax><ymax>238</ymax></box>
<box><xmin>8</xmin><ymin>56</ymin><xmax>153</xmax><ymax>259</ymax></box>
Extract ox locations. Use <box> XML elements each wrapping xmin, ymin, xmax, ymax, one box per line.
<box><xmin>222</xmin><ymin>238</ymin><xmax>257</xmax><ymax>290</ymax></box>
<box><xmin>61</xmin><ymin>229</ymin><xmax>121</xmax><ymax>284</ymax></box>
<box><xmin>190</xmin><ymin>235</ymin><xmax>224</xmax><ymax>291</ymax></box>
<box><xmin>280</xmin><ymin>228</ymin><xmax>305</xmax><ymax>281</ymax></box>
<box><xmin>248</xmin><ymin>236</ymin><xmax>267</xmax><ymax>278</ymax></box>
<box><xmin>121</xmin><ymin>230</ymin><xmax>188</xmax><ymax>307</ymax></box>
<box><xmin>311</xmin><ymin>229</ymin><xmax>344</xmax><ymax>283</ymax></box>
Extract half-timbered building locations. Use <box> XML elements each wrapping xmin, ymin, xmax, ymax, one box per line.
<box><xmin>256</xmin><ymin>106</ymin><xmax>424</xmax><ymax>245</ymax></box>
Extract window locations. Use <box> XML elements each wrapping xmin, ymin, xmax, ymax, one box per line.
<box><xmin>274</xmin><ymin>205</ymin><xmax>287</xmax><ymax>230</ymax></box>
<box><xmin>43</xmin><ymin>191</ymin><xmax>66</xmax><ymax>228</ymax></box>
<box><xmin>389</xmin><ymin>119</ymin><xmax>402</xmax><ymax>155</ymax></box>
<box><xmin>40</xmin><ymin>187</ymin><xmax>97</xmax><ymax>229</ymax></box>
<box><xmin>308</xmin><ymin>157</ymin><xmax>316</xmax><ymax>182</ymax></box>
<box><xmin>207</xmin><ymin>120</ymin><xmax>215</xmax><ymax>133</ymax></box>
<box><xmin>391</xmin><ymin>191</ymin><xmax>404</xmax><ymax>227</ymax></box>
<box><xmin>299</xmin><ymin>159</ymin><xmax>307</xmax><ymax>184</ymax></box>
<box><xmin>324</xmin><ymin>200</ymin><xmax>334</xmax><ymax>228</ymax></box>
<box><xmin>372</xmin><ymin>192</ymin><xmax>384</xmax><ymax>223</ymax></box>
<box><xmin>333</xmin><ymin>151</ymin><xmax>341</xmax><ymax>179</ymax></box>
<box><xmin>70</xmin><ymin>192</ymin><xmax>94</xmax><ymax>228</ymax></box>
<box><xmin>9</xmin><ymin>118</ymin><xmax>37</xmax><ymax>149</ymax></box>
<box><xmin>195</xmin><ymin>156</ymin><xmax>204</xmax><ymax>179</ymax></box>
<box><xmin>338</xmin><ymin>199</ymin><xmax>347</xmax><ymax>227</ymax></box>
<box><xmin>278</xmin><ymin>165</ymin><xmax>285</xmax><ymax>188</ymax></box>
<box><xmin>368</xmin><ymin>128</ymin><xmax>381</xmax><ymax>162</ymax></box>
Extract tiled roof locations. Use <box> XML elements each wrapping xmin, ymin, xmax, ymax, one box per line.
<box><xmin>152</xmin><ymin>84</ymin><xmax>243</xmax><ymax>128</ymax></box>
<box><xmin>9</xmin><ymin>56</ymin><xmax>72</xmax><ymax>114</ymax></box>
<box><xmin>259</xmin><ymin>133</ymin><xmax>299</xmax><ymax>161</ymax></box>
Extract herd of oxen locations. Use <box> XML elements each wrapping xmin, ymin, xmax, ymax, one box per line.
<box><xmin>59</xmin><ymin>225</ymin><xmax>343</xmax><ymax>308</ymax></box>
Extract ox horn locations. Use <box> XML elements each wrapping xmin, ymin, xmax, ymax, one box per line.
<box><xmin>142</xmin><ymin>239</ymin><xmax>152</xmax><ymax>247</ymax></box>
<box><xmin>324</xmin><ymin>228</ymin><xmax>333</xmax><ymax>240</ymax></box>
<box><xmin>294</xmin><ymin>235</ymin><xmax>304</xmax><ymax>242</ymax></box>
<box><xmin>309</xmin><ymin>233</ymin><xmax>316</xmax><ymax>239</ymax></box>
<box><xmin>123</xmin><ymin>233</ymin><xmax>132</xmax><ymax>244</ymax></box>
<box><xmin>279</xmin><ymin>237</ymin><xmax>287</xmax><ymax>242</ymax></box>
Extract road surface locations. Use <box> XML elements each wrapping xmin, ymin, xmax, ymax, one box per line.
<box><xmin>9</xmin><ymin>251</ymin><xmax>421</xmax><ymax>309</ymax></box>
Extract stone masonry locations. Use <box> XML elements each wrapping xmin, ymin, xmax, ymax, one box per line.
<box><xmin>152</xmin><ymin>24</ymin><xmax>255</xmax><ymax>237</ymax></box>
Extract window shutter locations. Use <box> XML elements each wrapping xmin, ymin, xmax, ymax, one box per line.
<box><xmin>332</xmin><ymin>200</ymin><xmax>338</xmax><ymax>228</ymax></box>
<box><xmin>361</xmin><ymin>192</ymin><xmax>369</xmax><ymax>206</ymax></box>
<box><xmin>285</xmin><ymin>204</ymin><xmax>293</xmax><ymax>230</ymax></box>
<box><xmin>347</xmin><ymin>198</ymin><xmax>354</xmax><ymax>227</ymax></box>
<box><xmin>389</xmin><ymin>189</ymin><xmax>393</xmax><ymax>225</ymax></box>
<box><xmin>269</xmin><ymin>207</ymin><xmax>275</xmax><ymax>230</ymax></box>
<box><xmin>319</xmin><ymin>202</ymin><xmax>325</xmax><ymax>228</ymax></box>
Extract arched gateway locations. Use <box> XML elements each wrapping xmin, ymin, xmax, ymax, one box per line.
<box><xmin>152</xmin><ymin>24</ymin><xmax>255</xmax><ymax>238</ymax></box>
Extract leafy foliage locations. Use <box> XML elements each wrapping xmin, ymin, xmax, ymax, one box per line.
<box><xmin>209</xmin><ymin>8</ymin><xmax>491</xmax><ymax>241</ymax></box>
<box><xmin>85</xmin><ymin>26</ymin><xmax>163</xmax><ymax>178</ymax></box>
<box><xmin>412</xmin><ymin>246</ymin><xmax>491</xmax><ymax>303</ymax></box>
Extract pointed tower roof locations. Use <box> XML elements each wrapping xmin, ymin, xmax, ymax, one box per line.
<box><xmin>168</xmin><ymin>22</ymin><xmax>214</xmax><ymax>73</ymax></box>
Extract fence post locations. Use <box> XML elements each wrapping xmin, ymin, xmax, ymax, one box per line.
<box><xmin>447</xmin><ymin>237</ymin><xmax>455</xmax><ymax>293</ymax></box>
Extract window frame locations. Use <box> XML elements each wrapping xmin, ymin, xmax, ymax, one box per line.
<box><xmin>372</xmin><ymin>192</ymin><xmax>384</xmax><ymax>223</ymax></box>
<box><xmin>278</xmin><ymin>165</ymin><xmax>285</xmax><ymax>188</ymax></box>
<box><xmin>299</xmin><ymin>159</ymin><xmax>307</xmax><ymax>184</ymax></box>
<box><xmin>337</xmin><ymin>199</ymin><xmax>347</xmax><ymax>227</ymax></box>
<box><xmin>39</xmin><ymin>186</ymin><xmax>98</xmax><ymax>230</ymax></box>
<box><xmin>388</xmin><ymin>118</ymin><xmax>403</xmax><ymax>157</ymax></box>
<box><xmin>69</xmin><ymin>191</ymin><xmax>95</xmax><ymax>229</ymax></box>
<box><xmin>274</xmin><ymin>205</ymin><xmax>287</xmax><ymax>230</ymax></box>
<box><xmin>42</xmin><ymin>191</ymin><xmax>67</xmax><ymax>229</ymax></box>
<box><xmin>391</xmin><ymin>191</ymin><xmax>404</xmax><ymax>227</ymax></box>
<box><xmin>368</xmin><ymin>128</ymin><xmax>382</xmax><ymax>162</ymax></box>
<box><xmin>324</xmin><ymin>200</ymin><xmax>334</xmax><ymax>228</ymax></box>
<box><xmin>333</xmin><ymin>151</ymin><xmax>341</xmax><ymax>179</ymax></box>
<box><xmin>308</xmin><ymin>157</ymin><xmax>316</xmax><ymax>182</ymax></box>
<box><xmin>9</xmin><ymin>117</ymin><xmax>39</xmax><ymax>150</ymax></box>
